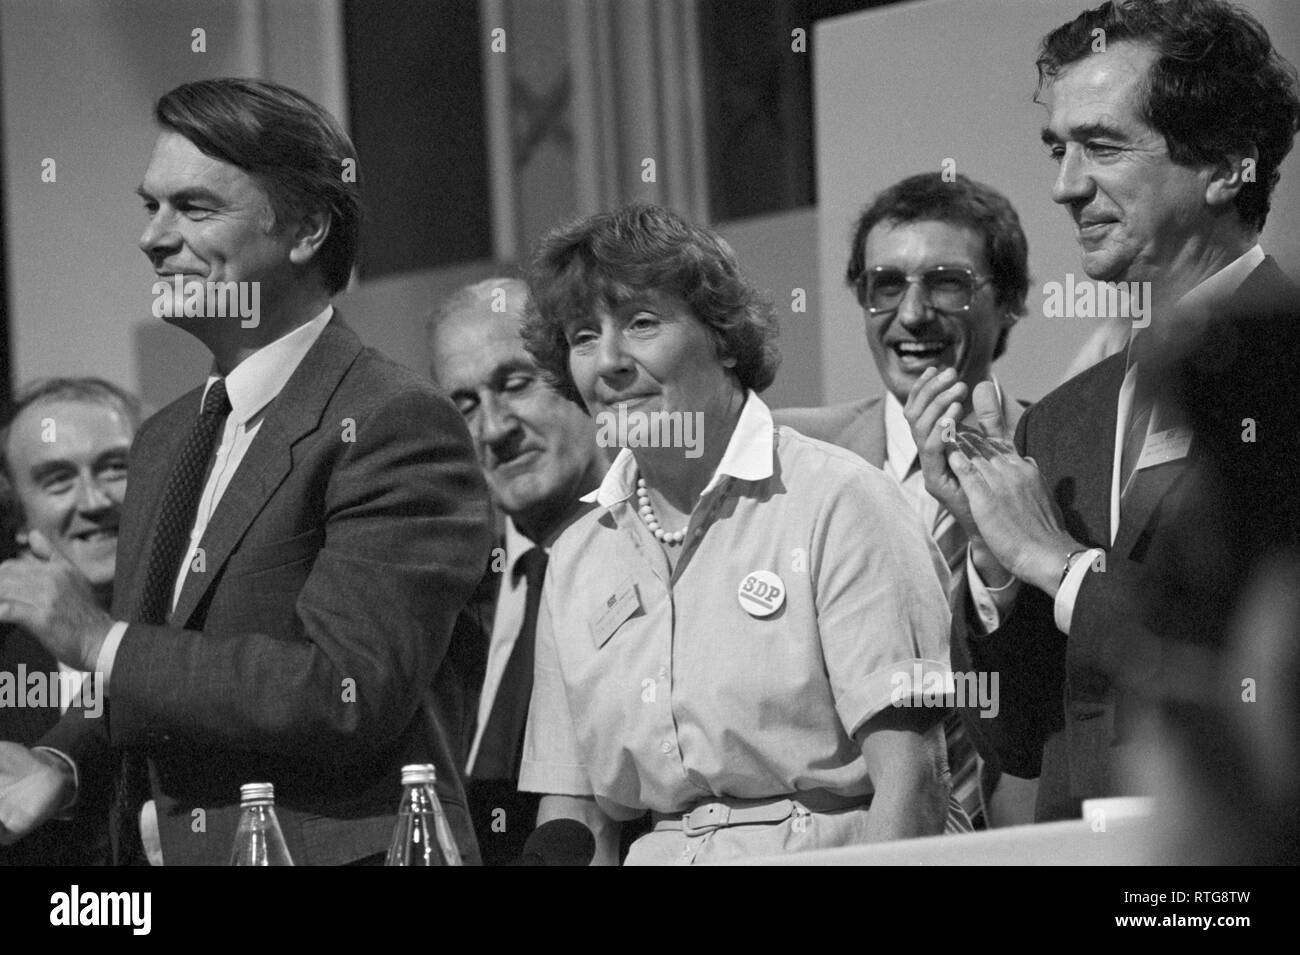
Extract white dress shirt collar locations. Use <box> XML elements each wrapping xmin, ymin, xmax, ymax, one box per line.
<box><xmin>504</xmin><ymin>516</ymin><xmax>539</xmax><ymax>575</ymax></box>
<box><xmin>1129</xmin><ymin>244</ymin><xmax>1266</xmax><ymax>357</ymax></box>
<box><xmin>200</xmin><ymin>305</ymin><xmax>334</xmax><ymax>423</ymax></box>
<box><xmin>583</xmin><ymin>390</ymin><xmax>774</xmax><ymax>508</ymax></box>
<box><xmin>1175</xmin><ymin>243</ymin><xmax>1265</xmax><ymax>319</ymax></box>
<box><xmin>883</xmin><ymin>392</ymin><xmax>918</xmax><ymax>482</ymax></box>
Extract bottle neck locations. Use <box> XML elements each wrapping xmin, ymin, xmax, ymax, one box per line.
<box><xmin>404</xmin><ymin>784</ymin><xmax>439</xmax><ymax>808</ymax></box>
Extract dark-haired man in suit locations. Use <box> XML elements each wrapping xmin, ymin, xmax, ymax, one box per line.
<box><xmin>0</xmin><ymin>78</ymin><xmax>492</xmax><ymax>864</ymax></box>
<box><xmin>907</xmin><ymin>0</ymin><xmax>1300</xmax><ymax>822</ymax></box>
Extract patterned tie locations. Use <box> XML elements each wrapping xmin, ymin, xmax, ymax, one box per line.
<box><xmin>137</xmin><ymin>379</ymin><xmax>231</xmax><ymax>626</ymax></box>
<box><xmin>908</xmin><ymin>461</ymin><xmax>983</xmax><ymax>830</ymax></box>
<box><xmin>936</xmin><ymin>510</ymin><xmax>982</xmax><ymax>830</ymax></box>
<box><xmin>474</xmin><ymin>547</ymin><xmax>548</xmax><ymax>780</ymax></box>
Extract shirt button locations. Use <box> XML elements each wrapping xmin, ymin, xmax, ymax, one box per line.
<box><xmin>661</xmin><ymin>740</ymin><xmax>673</xmax><ymax>754</ymax></box>
<box><xmin>658</xmin><ymin>666</ymin><xmax>668</xmax><ymax>679</ymax></box>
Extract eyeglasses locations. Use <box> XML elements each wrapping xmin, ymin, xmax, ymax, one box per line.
<box><xmin>856</xmin><ymin>266</ymin><xmax>991</xmax><ymax>314</ymax></box>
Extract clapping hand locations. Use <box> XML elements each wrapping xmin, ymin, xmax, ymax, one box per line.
<box><xmin>0</xmin><ymin>530</ymin><xmax>113</xmax><ymax>671</ymax></box>
<box><xmin>939</xmin><ymin>383</ymin><xmax>1081</xmax><ymax>597</ymax></box>
<box><xmin>0</xmin><ymin>743</ymin><xmax>74</xmax><ymax>845</ymax></box>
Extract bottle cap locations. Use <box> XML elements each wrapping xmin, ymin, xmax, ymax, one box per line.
<box><xmin>400</xmin><ymin>764</ymin><xmax>438</xmax><ymax>786</ymax></box>
<box><xmin>239</xmin><ymin>782</ymin><xmax>275</xmax><ymax>804</ymax></box>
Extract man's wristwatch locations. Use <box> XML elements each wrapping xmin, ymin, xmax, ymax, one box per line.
<box><xmin>1060</xmin><ymin>547</ymin><xmax>1095</xmax><ymax>587</ymax></box>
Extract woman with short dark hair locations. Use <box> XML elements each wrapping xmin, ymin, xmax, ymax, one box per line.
<box><xmin>517</xmin><ymin>204</ymin><xmax>964</xmax><ymax>865</ymax></box>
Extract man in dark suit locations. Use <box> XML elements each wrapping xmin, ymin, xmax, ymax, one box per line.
<box><xmin>1130</xmin><ymin>291</ymin><xmax>1300</xmax><ymax>863</ymax></box>
<box><xmin>0</xmin><ymin>378</ymin><xmax>138</xmax><ymax>865</ymax></box>
<box><xmin>776</xmin><ymin>172</ymin><xmax>1036</xmax><ymax>828</ymax></box>
<box><xmin>428</xmin><ymin>277</ymin><xmax>609</xmax><ymax>864</ymax></box>
<box><xmin>907</xmin><ymin>0</ymin><xmax>1300</xmax><ymax>822</ymax></box>
<box><xmin>0</xmin><ymin>78</ymin><xmax>492</xmax><ymax>864</ymax></box>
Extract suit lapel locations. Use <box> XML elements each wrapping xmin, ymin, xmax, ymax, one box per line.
<box><xmin>167</xmin><ymin>318</ymin><xmax>364</xmax><ymax>628</ymax></box>
<box><xmin>1106</xmin><ymin>259</ymin><xmax>1287</xmax><ymax>558</ymax></box>
<box><xmin>1111</xmin><ymin>454</ymin><xmax>1190</xmax><ymax>558</ymax></box>
<box><xmin>1051</xmin><ymin>355</ymin><xmax>1126</xmax><ymax>547</ymax></box>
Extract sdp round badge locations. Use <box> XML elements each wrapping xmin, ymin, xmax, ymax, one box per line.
<box><xmin>737</xmin><ymin>570</ymin><xmax>785</xmax><ymax>617</ymax></box>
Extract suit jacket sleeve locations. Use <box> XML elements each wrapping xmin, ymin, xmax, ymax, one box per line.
<box><xmin>86</xmin><ymin>384</ymin><xmax>492</xmax><ymax>765</ymax></box>
<box><xmin>1067</xmin><ymin>553</ymin><xmax>1160</xmax><ymax>696</ymax></box>
<box><xmin>955</xmin><ymin>403</ymin><xmax>1068</xmax><ymax>778</ymax></box>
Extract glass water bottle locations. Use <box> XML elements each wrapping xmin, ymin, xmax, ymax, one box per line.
<box><xmin>230</xmin><ymin>782</ymin><xmax>295</xmax><ymax>866</ymax></box>
<box><xmin>385</xmin><ymin>763</ymin><xmax>463</xmax><ymax>866</ymax></box>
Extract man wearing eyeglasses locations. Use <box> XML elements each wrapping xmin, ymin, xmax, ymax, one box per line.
<box><xmin>776</xmin><ymin>171</ymin><xmax>1037</xmax><ymax>829</ymax></box>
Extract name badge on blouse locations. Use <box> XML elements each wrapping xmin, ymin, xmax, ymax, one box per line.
<box><xmin>1136</xmin><ymin>426</ymin><xmax>1192</xmax><ymax>471</ymax></box>
<box><xmin>590</xmin><ymin>578</ymin><xmax>641</xmax><ymax>649</ymax></box>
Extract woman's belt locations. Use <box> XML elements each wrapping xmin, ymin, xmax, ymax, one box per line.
<box><xmin>651</xmin><ymin>790</ymin><xmax>870</xmax><ymax>837</ymax></box>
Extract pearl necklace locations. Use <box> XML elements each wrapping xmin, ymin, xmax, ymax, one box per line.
<box><xmin>636</xmin><ymin>477</ymin><xmax>686</xmax><ymax>545</ymax></box>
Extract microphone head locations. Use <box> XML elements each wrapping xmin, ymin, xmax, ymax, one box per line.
<box><xmin>517</xmin><ymin>818</ymin><xmax>596</xmax><ymax>866</ymax></box>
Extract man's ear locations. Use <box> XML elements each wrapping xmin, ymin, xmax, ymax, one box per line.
<box><xmin>1205</xmin><ymin>146</ymin><xmax>1260</xmax><ymax>210</ymax></box>
<box><xmin>287</xmin><ymin>207</ymin><xmax>333</xmax><ymax>267</ymax></box>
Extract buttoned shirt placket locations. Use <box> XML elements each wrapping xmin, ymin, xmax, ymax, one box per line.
<box><xmin>610</xmin><ymin>473</ymin><xmax>738</xmax><ymax>860</ymax></box>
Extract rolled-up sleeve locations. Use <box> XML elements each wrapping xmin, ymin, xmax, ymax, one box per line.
<box><xmin>812</xmin><ymin>468</ymin><xmax>953</xmax><ymax>737</ymax></box>
<box><xmin>518</xmin><ymin>580</ymin><xmax>591</xmax><ymax>797</ymax></box>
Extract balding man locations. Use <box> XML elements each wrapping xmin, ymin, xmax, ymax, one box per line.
<box><xmin>0</xmin><ymin>378</ymin><xmax>138</xmax><ymax>865</ymax></box>
<box><xmin>429</xmin><ymin>277</ymin><xmax>609</xmax><ymax>864</ymax></box>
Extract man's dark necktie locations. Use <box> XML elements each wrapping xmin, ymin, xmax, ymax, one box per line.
<box><xmin>137</xmin><ymin>379</ymin><xmax>231</xmax><ymax>626</ymax></box>
<box><xmin>475</xmin><ymin>547</ymin><xmax>548</xmax><ymax>781</ymax></box>
<box><xmin>119</xmin><ymin>379</ymin><xmax>230</xmax><ymax>863</ymax></box>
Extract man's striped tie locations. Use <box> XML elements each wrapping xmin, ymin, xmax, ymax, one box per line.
<box><xmin>932</xmin><ymin>504</ymin><xmax>982</xmax><ymax>831</ymax></box>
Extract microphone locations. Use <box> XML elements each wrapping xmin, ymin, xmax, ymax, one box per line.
<box><xmin>515</xmin><ymin>819</ymin><xmax>596</xmax><ymax>866</ymax></box>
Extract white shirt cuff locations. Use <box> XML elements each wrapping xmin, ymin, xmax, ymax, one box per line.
<box><xmin>95</xmin><ymin>621</ymin><xmax>130</xmax><ymax>692</ymax></box>
<box><xmin>1053</xmin><ymin>548</ymin><xmax>1106</xmax><ymax>636</ymax></box>
<box><xmin>966</xmin><ymin>547</ymin><xmax>1020</xmax><ymax>635</ymax></box>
